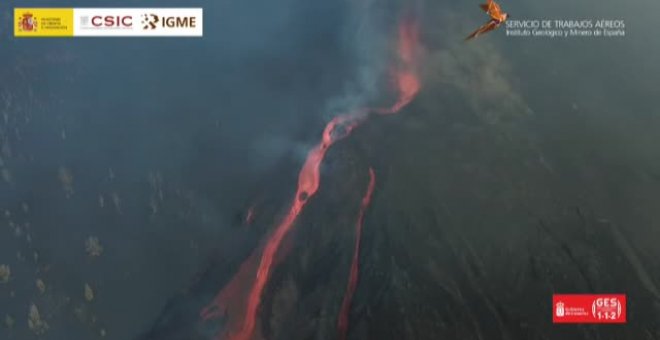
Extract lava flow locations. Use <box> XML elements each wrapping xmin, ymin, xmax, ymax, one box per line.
<box><xmin>201</xmin><ymin>17</ymin><xmax>420</xmax><ymax>340</ymax></box>
<box><xmin>377</xmin><ymin>18</ymin><xmax>421</xmax><ymax>115</ymax></box>
<box><xmin>337</xmin><ymin>167</ymin><xmax>376</xmax><ymax>340</ymax></box>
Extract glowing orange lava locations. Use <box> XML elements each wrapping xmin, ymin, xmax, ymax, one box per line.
<box><xmin>337</xmin><ymin>167</ymin><xmax>376</xmax><ymax>340</ymax></box>
<box><xmin>377</xmin><ymin>18</ymin><xmax>421</xmax><ymax>115</ymax></box>
<box><xmin>201</xmin><ymin>17</ymin><xmax>420</xmax><ymax>340</ymax></box>
<box><xmin>200</xmin><ymin>112</ymin><xmax>367</xmax><ymax>340</ymax></box>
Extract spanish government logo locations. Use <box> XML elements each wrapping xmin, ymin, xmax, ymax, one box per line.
<box><xmin>14</xmin><ymin>8</ymin><xmax>74</xmax><ymax>37</ymax></box>
<box><xmin>17</xmin><ymin>12</ymin><xmax>38</xmax><ymax>32</ymax></box>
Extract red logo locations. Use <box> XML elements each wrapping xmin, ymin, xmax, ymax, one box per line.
<box><xmin>553</xmin><ymin>294</ymin><xmax>626</xmax><ymax>323</ymax></box>
<box><xmin>18</xmin><ymin>12</ymin><xmax>38</xmax><ymax>32</ymax></box>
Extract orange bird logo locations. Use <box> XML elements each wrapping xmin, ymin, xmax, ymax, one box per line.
<box><xmin>465</xmin><ymin>0</ymin><xmax>509</xmax><ymax>41</ymax></box>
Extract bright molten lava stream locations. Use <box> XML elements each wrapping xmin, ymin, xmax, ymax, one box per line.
<box><xmin>337</xmin><ymin>168</ymin><xmax>376</xmax><ymax>340</ymax></box>
<box><xmin>201</xmin><ymin>18</ymin><xmax>420</xmax><ymax>340</ymax></box>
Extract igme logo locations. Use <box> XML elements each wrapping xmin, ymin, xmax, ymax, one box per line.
<box><xmin>163</xmin><ymin>16</ymin><xmax>197</xmax><ymax>28</ymax></box>
<box><xmin>141</xmin><ymin>13</ymin><xmax>159</xmax><ymax>29</ymax></box>
<box><xmin>141</xmin><ymin>13</ymin><xmax>197</xmax><ymax>30</ymax></box>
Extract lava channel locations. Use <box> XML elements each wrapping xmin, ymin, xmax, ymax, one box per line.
<box><xmin>337</xmin><ymin>167</ymin><xmax>376</xmax><ymax>340</ymax></box>
<box><xmin>201</xmin><ymin>17</ymin><xmax>420</xmax><ymax>340</ymax></box>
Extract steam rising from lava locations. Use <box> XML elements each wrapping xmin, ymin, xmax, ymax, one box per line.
<box><xmin>201</xmin><ymin>13</ymin><xmax>421</xmax><ymax>340</ymax></box>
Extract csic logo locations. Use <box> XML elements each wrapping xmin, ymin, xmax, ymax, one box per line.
<box><xmin>80</xmin><ymin>15</ymin><xmax>132</xmax><ymax>29</ymax></box>
<box><xmin>18</xmin><ymin>12</ymin><xmax>38</xmax><ymax>32</ymax></box>
<box><xmin>140</xmin><ymin>13</ymin><xmax>197</xmax><ymax>30</ymax></box>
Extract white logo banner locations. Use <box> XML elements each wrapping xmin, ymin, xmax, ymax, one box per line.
<box><xmin>73</xmin><ymin>8</ymin><xmax>203</xmax><ymax>37</ymax></box>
